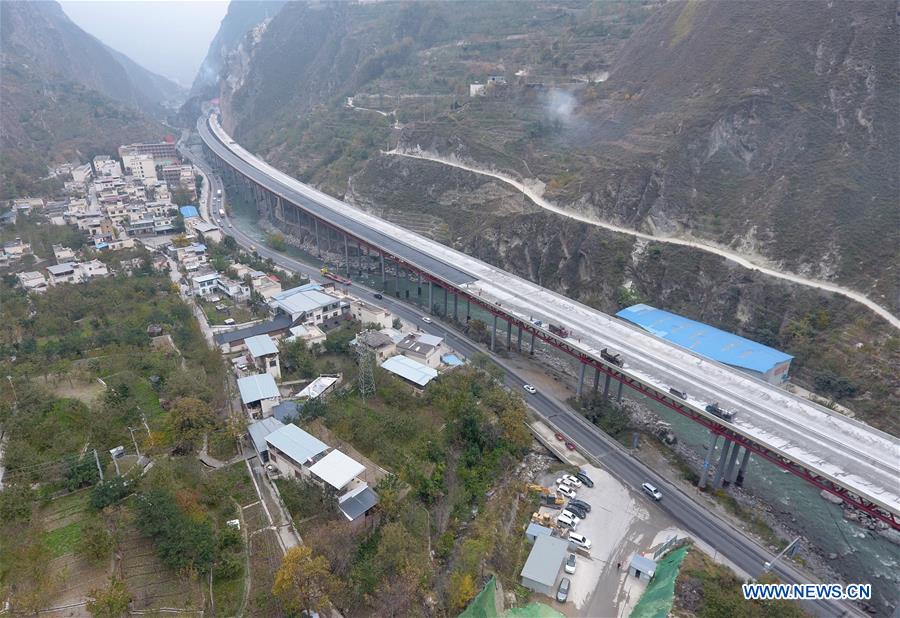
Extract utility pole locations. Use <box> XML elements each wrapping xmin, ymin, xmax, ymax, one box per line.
<box><xmin>763</xmin><ymin>536</ymin><xmax>802</xmax><ymax>573</ymax></box>
<box><xmin>128</xmin><ymin>427</ymin><xmax>141</xmax><ymax>459</ymax></box>
<box><xmin>92</xmin><ymin>449</ymin><xmax>104</xmax><ymax>481</ymax></box>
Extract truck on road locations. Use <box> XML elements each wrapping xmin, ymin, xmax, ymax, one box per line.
<box><xmin>600</xmin><ymin>348</ymin><xmax>624</xmax><ymax>367</ymax></box>
<box><xmin>549</xmin><ymin>323</ymin><xmax>570</xmax><ymax>338</ymax></box>
<box><xmin>218</xmin><ymin>208</ymin><xmax>225</xmax><ymax>217</ymax></box>
<box><xmin>705</xmin><ymin>402</ymin><xmax>735</xmax><ymax>422</ymax></box>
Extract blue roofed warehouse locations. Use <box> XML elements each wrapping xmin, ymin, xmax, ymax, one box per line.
<box><xmin>616</xmin><ymin>304</ymin><xmax>792</xmax><ymax>385</ymax></box>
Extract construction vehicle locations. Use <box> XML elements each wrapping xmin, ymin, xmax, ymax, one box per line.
<box><xmin>705</xmin><ymin>402</ymin><xmax>735</xmax><ymax>422</ymax></box>
<box><xmin>531</xmin><ymin>512</ymin><xmax>555</xmax><ymax>527</ymax></box>
<box><xmin>526</xmin><ymin>483</ymin><xmax>549</xmax><ymax>494</ymax></box>
<box><xmin>600</xmin><ymin>348</ymin><xmax>624</xmax><ymax>367</ymax></box>
<box><xmin>319</xmin><ymin>267</ymin><xmax>351</xmax><ymax>285</ymax></box>
<box><xmin>541</xmin><ymin>494</ymin><xmax>564</xmax><ymax>509</ymax></box>
<box><xmin>549</xmin><ymin>323</ymin><xmax>570</xmax><ymax>338</ymax></box>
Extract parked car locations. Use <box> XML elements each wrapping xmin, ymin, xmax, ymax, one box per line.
<box><xmin>554</xmin><ymin>432</ymin><xmax>565</xmax><ymax>441</ymax></box>
<box><xmin>523</xmin><ymin>384</ymin><xmax>537</xmax><ymax>394</ymax></box>
<box><xmin>668</xmin><ymin>387</ymin><xmax>687</xmax><ymax>399</ymax></box>
<box><xmin>642</xmin><ymin>482</ymin><xmax>663</xmax><ymax>501</ymax></box>
<box><xmin>565</xmin><ymin>441</ymin><xmax>577</xmax><ymax>451</ymax></box>
<box><xmin>558</xmin><ymin>474</ymin><xmax>582</xmax><ymax>488</ymax></box>
<box><xmin>561</xmin><ymin>509</ymin><xmax>582</xmax><ymax>523</ymax></box>
<box><xmin>568</xmin><ymin>498</ymin><xmax>591</xmax><ymax>513</ymax></box>
<box><xmin>556</xmin><ymin>578</ymin><xmax>571</xmax><ymax>603</ymax></box>
<box><xmin>565</xmin><ymin>503</ymin><xmax>588</xmax><ymax>519</ymax></box>
<box><xmin>568</xmin><ymin>532</ymin><xmax>592</xmax><ymax>551</ymax></box>
<box><xmin>565</xmin><ymin>554</ymin><xmax>577</xmax><ymax>574</ymax></box>
<box><xmin>557</xmin><ymin>512</ymin><xmax>578</xmax><ymax>529</ymax></box>
<box><xmin>556</xmin><ymin>484</ymin><xmax>577</xmax><ymax>499</ymax></box>
<box><xmin>421</xmin><ymin>316</ymin><xmax>433</xmax><ymax>324</ymax></box>
<box><xmin>575</xmin><ymin>471</ymin><xmax>594</xmax><ymax>488</ymax></box>
<box><xmin>373</xmin><ymin>293</ymin><xmax>383</xmax><ymax>299</ymax></box>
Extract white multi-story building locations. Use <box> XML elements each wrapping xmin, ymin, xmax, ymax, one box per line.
<box><xmin>93</xmin><ymin>156</ymin><xmax>122</xmax><ymax>178</ymax></box>
<box><xmin>71</xmin><ymin>163</ymin><xmax>93</xmax><ymax>184</ymax></box>
<box><xmin>122</xmin><ymin>154</ymin><xmax>157</xmax><ymax>180</ymax></box>
<box><xmin>271</xmin><ymin>284</ymin><xmax>348</xmax><ymax>328</ymax></box>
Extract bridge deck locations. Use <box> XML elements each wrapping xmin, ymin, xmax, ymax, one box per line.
<box><xmin>200</xmin><ymin>114</ymin><xmax>900</xmax><ymax>517</ymax></box>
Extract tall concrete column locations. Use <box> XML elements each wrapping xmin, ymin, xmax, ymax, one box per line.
<box><xmin>380</xmin><ymin>254</ymin><xmax>385</xmax><ymax>286</ymax></box>
<box><xmin>576</xmin><ymin>363</ymin><xmax>587</xmax><ymax>399</ymax></box>
<box><xmin>712</xmin><ymin>439</ymin><xmax>734</xmax><ymax>489</ymax></box>
<box><xmin>395</xmin><ymin>263</ymin><xmax>400</xmax><ymax>297</ymax></box>
<box><xmin>593</xmin><ymin>368</ymin><xmax>600</xmax><ymax>393</ymax></box>
<box><xmin>453</xmin><ymin>294</ymin><xmax>458</xmax><ymax>321</ymax></box>
<box><xmin>506</xmin><ymin>320</ymin><xmax>512</xmax><ymax>349</ymax></box>
<box><xmin>315</xmin><ymin>220</ymin><xmax>321</xmax><ymax>256</ymax></box>
<box><xmin>529</xmin><ymin>332</ymin><xmax>535</xmax><ymax>355</ymax></box>
<box><xmin>491</xmin><ymin>314</ymin><xmax>497</xmax><ymax>351</ymax></box>
<box><xmin>698</xmin><ymin>431</ymin><xmax>719</xmax><ymax>490</ymax></box>
<box><xmin>443</xmin><ymin>287</ymin><xmax>448</xmax><ymax>316</ymax></box>
<box><xmin>723</xmin><ymin>444</ymin><xmax>742</xmax><ymax>486</ymax></box>
<box><xmin>417</xmin><ymin>273</ymin><xmax>423</xmax><ymax>305</ymax></box>
<box><xmin>357</xmin><ymin>242</ymin><xmax>363</xmax><ymax>276</ymax></box>
<box><xmin>603</xmin><ymin>374</ymin><xmax>611</xmax><ymax>398</ymax></box>
<box><xmin>466</xmin><ymin>299</ymin><xmax>471</xmax><ymax>321</ymax></box>
<box><xmin>344</xmin><ymin>235</ymin><xmax>350</xmax><ymax>277</ymax></box>
<box><xmin>428</xmin><ymin>281</ymin><xmax>433</xmax><ymax>314</ymax></box>
<box><xmin>616</xmin><ymin>380</ymin><xmax>624</xmax><ymax>402</ymax></box>
<box><xmin>736</xmin><ymin>449</ymin><xmax>751</xmax><ymax>487</ymax></box>
<box><xmin>517</xmin><ymin>327</ymin><xmax>522</xmax><ymax>352</ymax></box>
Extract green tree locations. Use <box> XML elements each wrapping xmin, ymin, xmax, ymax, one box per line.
<box><xmin>449</xmin><ymin>570</ymin><xmax>477</xmax><ymax>612</ymax></box>
<box><xmin>78</xmin><ymin>519</ymin><xmax>114</xmax><ymax>563</ymax></box>
<box><xmin>267</xmin><ymin>233</ymin><xmax>287</xmax><ymax>251</ymax></box>
<box><xmin>86</xmin><ymin>578</ymin><xmax>131</xmax><ymax>617</ymax></box>
<box><xmin>168</xmin><ymin>397</ymin><xmax>215</xmax><ymax>454</ymax></box>
<box><xmin>272</xmin><ymin>545</ymin><xmax>339</xmax><ymax>615</ymax></box>
<box><xmin>66</xmin><ymin>455</ymin><xmax>100</xmax><ymax>491</ymax></box>
<box><xmin>91</xmin><ymin>477</ymin><xmax>133</xmax><ymax>510</ymax></box>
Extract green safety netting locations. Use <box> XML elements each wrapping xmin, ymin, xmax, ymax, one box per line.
<box><xmin>459</xmin><ymin>576</ymin><xmax>563</xmax><ymax>618</ymax></box>
<box><xmin>629</xmin><ymin>546</ymin><xmax>690</xmax><ymax>618</ymax></box>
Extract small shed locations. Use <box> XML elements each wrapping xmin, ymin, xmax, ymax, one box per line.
<box><xmin>629</xmin><ymin>553</ymin><xmax>657</xmax><ymax>581</ymax></box>
<box><xmin>525</xmin><ymin>523</ymin><xmax>553</xmax><ymax>544</ymax></box>
<box><xmin>520</xmin><ymin>535</ymin><xmax>569</xmax><ymax>596</ymax></box>
<box><xmin>247</xmin><ymin>417</ymin><xmax>285</xmax><ymax>461</ymax></box>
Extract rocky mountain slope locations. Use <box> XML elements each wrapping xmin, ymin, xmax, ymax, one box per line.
<box><xmin>208</xmin><ymin>0</ymin><xmax>898</xmax><ymax>429</ymax></box>
<box><xmin>0</xmin><ymin>1</ymin><xmax>178</xmax><ymax>198</ymax></box>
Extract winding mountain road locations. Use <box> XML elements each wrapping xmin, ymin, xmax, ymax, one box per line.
<box><xmin>384</xmin><ymin>148</ymin><xmax>900</xmax><ymax>330</ymax></box>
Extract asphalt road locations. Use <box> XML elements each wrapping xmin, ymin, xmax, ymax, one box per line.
<box><xmin>184</xmin><ymin>147</ymin><xmax>859</xmax><ymax>618</ymax></box>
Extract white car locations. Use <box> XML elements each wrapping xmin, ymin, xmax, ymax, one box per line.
<box><xmin>557</xmin><ymin>512</ymin><xmax>578</xmax><ymax>529</ymax></box>
<box><xmin>642</xmin><ymin>482</ymin><xmax>663</xmax><ymax>501</ymax></box>
<box><xmin>523</xmin><ymin>384</ymin><xmax>537</xmax><ymax>394</ymax></box>
<box><xmin>565</xmin><ymin>553</ymin><xmax>577</xmax><ymax>574</ymax></box>
<box><xmin>568</xmin><ymin>532</ymin><xmax>592</xmax><ymax>551</ymax></box>
<box><xmin>561</xmin><ymin>509</ymin><xmax>582</xmax><ymax>522</ymax></box>
<box><xmin>556</xmin><ymin>484</ymin><xmax>577</xmax><ymax>499</ymax></box>
<box><xmin>557</xmin><ymin>474</ymin><xmax>582</xmax><ymax>488</ymax></box>
<box><xmin>421</xmin><ymin>316</ymin><xmax>433</xmax><ymax>324</ymax></box>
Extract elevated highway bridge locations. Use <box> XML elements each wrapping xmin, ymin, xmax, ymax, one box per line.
<box><xmin>198</xmin><ymin>113</ymin><xmax>900</xmax><ymax>530</ymax></box>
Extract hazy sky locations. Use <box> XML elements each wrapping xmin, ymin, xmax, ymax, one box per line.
<box><xmin>60</xmin><ymin>0</ymin><xmax>230</xmax><ymax>87</ymax></box>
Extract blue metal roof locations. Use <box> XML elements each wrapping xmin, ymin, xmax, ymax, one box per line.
<box><xmin>616</xmin><ymin>304</ymin><xmax>792</xmax><ymax>374</ymax></box>
<box><xmin>179</xmin><ymin>206</ymin><xmax>199</xmax><ymax>218</ymax></box>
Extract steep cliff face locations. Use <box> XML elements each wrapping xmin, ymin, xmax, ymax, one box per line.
<box><xmin>0</xmin><ymin>1</ymin><xmax>176</xmax><ymax>197</ymax></box>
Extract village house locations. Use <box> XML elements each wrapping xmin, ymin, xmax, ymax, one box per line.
<box><xmin>245</xmin><ymin>334</ymin><xmax>281</xmax><ymax>380</ymax></box>
<box><xmin>271</xmin><ymin>284</ymin><xmax>348</xmax><ymax>328</ymax></box>
<box><xmin>237</xmin><ymin>373</ymin><xmax>282</xmax><ymax>419</ymax></box>
<box><xmin>396</xmin><ymin>332</ymin><xmax>444</xmax><ymax>368</ymax></box>
<box><xmin>380</xmin><ymin>355</ymin><xmax>438</xmax><ymax>392</ymax></box>
<box><xmin>264</xmin><ymin>424</ymin><xmax>329</xmax><ymax>480</ymax></box>
<box><xmin>351</xmin><ymin>300</ymin><xmax>393</xmax><ymax>329</ymax></box>
<box><xmin>17</xmin><ymin>271</ymin><xmax>48</xmax><ymax>292</ymax></box>
<box><xmin>354</xmin><ymin>330</ymin><xmax>396</xmax><ymax>362</ymax></box>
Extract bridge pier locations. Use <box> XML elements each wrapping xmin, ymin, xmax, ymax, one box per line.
<box><xmin>517</xmin><ymin>326</ymin><xmax>522</xmax><ymax>352</ymax></box>
<box><xmin>616</xmin><ymin>380</ymin><xmax>624</xmax><ymax>402</ymax></box>
<box><xmin>466</xmin><ymin>299</ymin><xmax>471</xmax><ymax>322</ymax></box>
<box><xmin>576</xmin><ymin>362</ymin><xmax>587</xmax><ymax>400</ymax></box>
<box><xmin>394</xmin><ymin>263</ymin><xmax>400</xmax><ymax>297</ymax></box>
<box><xmin>722</xmin><ymin>442</ymin><xmax>742</xmax><ymax>487</ymax></box>
<box><xmin>428</xmin><ymin>281</ymin><xmax>433</xmax><ymax>314</ymax></box>
<box><xmin>529</xmin><ymin>332</ymin><xmax>535</xmax><ymax>355</ymax></box>
<box><xmin>380</xmin><ymin>254</ymin><xmax>385</xmax><ymax>286</ymax></box>
<box><xmin>712</xmin><ymin>439</ymin><xmax>734</xmax><ymax>489</ymax></box>
<box><xmin>358</xmin><ymin>242</ymin><xmax>363</xmax><ymax>276</ymax></box>
<box><xmin>453</xmin><ymin>293</ymin><xmax>458</xmax><ymax>321</ymax></box>
<box><xmin>735</xmin><ymin>448</ymin><xmax>751</xmax><ymax>487</ymax></box>
<box><xmin>491</xmin><ymin>315</ymin><xmax>497</xmax><ymax>351</ymax></box>
<box><xmin>443</xmin><ymin>287</ymin><xmax>448</xmax><ymax>317</ymax></box>
<box><xmin>344</xmin><ymin>236</ymin><xmax>350</xmax><ymax>277</ymax></box>
<box><xmin>593</xmin><ymin>368</ymin><xmax>600</xmax><ymax>394</ymax></box>
<box><xmin>506</xmin><ymin>320</ymin><xmax>512</xmax><ymax>350</ymax></box>
<box><xmin>698</xmin><ymin>432</ymin><xmax>719</xmax><ymax>490</ymax></box>
<box><xmin>603</xmin><ymin>374</ymin><xmax>611</xmax><ymax>399</ymax></box>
